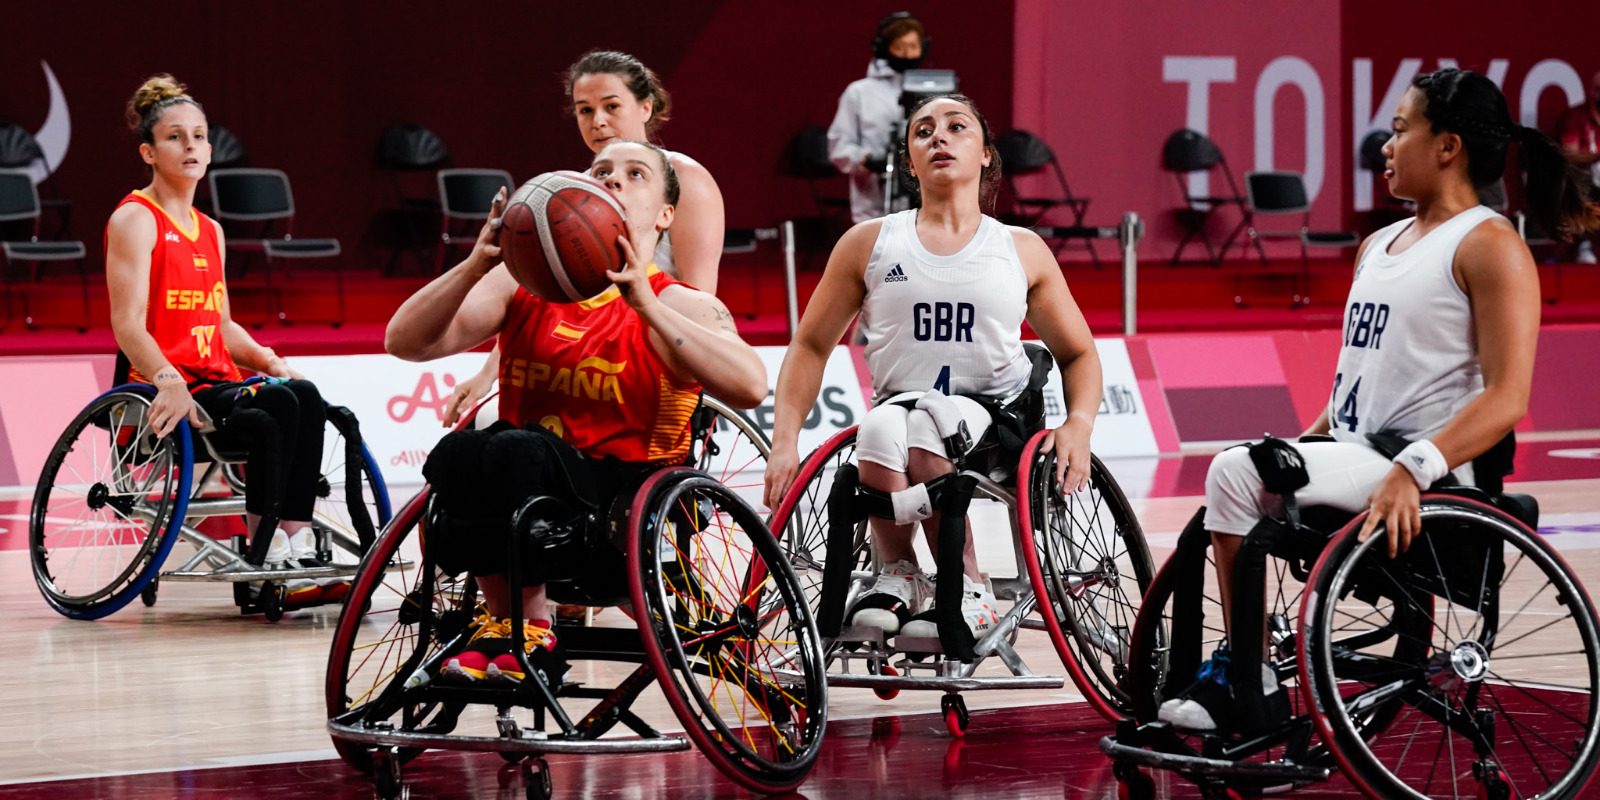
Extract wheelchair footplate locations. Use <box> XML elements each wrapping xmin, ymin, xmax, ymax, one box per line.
<box><xmin>823</xmin><ymin>616</ymin><xmax>1065</xmax><ymax>694</ymax></box>
<box><xmin>1099</xmin><ymin>717</ymin><xmax>1330</xmax><ymax>797</ymax></box>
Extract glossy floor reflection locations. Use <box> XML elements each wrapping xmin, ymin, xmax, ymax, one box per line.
<box><xmin>0</xmin><ymin>702</ymin><xmax>1376</xmax><ymax>799</ymax></box>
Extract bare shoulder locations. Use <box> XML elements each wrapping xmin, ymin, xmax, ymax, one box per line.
<box><xmin>1457</xmin><ymin>215</ymin><xmax>1529</xmax><ymax>267</ymax></box>
<box><xmin>1007</xmin><ymin>224</ymin><xmax>1051</xmax><ymax>254</ymax></box>
<box><xmin>667</xmin><ymin>152</ymin><xmax>719</xmax><ymax>188</ymax></box>
<box><xmin>108</xmin><ymin>200</ymin><xmax>156</xmax><ymax>237</ymax></box>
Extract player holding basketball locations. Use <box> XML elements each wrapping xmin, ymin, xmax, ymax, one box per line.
<box><xmin>441</xmin><ymin>50</ymin><xmax>726</xmax><ymax>425</ymax></box>
<box><xmin>385</xmin><ymin>140</ymin><xmax>764</xmax><ymax>683</ymax></box>
<box><xmin>1158</xmin><ymin>67</ymin><xmax>1600</xmax><ymax>733</ymax></box>
<box><xmin>105</xmin><ymin>74</ymin><xmax>342</xmax><ymax>605</ymax></box>
<box><xmin>762</xmin><ymin>94</ymin><xmax>1103</xmax><ymax>648</ymax></box>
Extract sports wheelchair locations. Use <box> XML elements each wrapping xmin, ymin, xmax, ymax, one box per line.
<box><xmin>30</xmin><ymin>380</ymin><xmax>390</xmax><ymax>621</ymax></box>
<box><xmin>1102</xmin><ymin>436</ymin><xmax>1600</xmax><ymax>799</ymax></box>
<box><xmin>325</xmin><ymin>395</ymin><xmax>829</xmax><ymax>799</ymax></box>
<box><xmin>765</xmin><ymin>345</ymin><xmax>1155</xmax><ymax>734</ymax></box>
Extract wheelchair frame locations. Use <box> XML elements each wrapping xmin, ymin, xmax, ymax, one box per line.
<box><xmin>325</xmin><ymin>397</ymin><xmax>828</xmax><ymax>799</ymax></box>
<box><xmin>768</xmin><ymin>424</ymin><xmax>1154</xmax><ymax>735</ymax></box>
<box><xmin>30</xmin><ymin>383</ymin><xmax>392</xmax><ymax>620</ymax></box>
<box><xmin>1101</xmin><ymin>491</ymin><xmax>1600</xmax><ymax>800</ymax></box>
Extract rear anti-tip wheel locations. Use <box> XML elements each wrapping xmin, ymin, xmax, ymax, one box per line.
<box><xmin>872</xmin><ymin>662</ymin><xmax>901</xmax><ymax>701</ymax></box>
<box><xmin>941</xmin><ymin>694</ymin><xmax>969</xmax><ymax>738</ymax></box>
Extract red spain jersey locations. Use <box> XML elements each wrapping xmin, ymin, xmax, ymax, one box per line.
<box><xmin>109</xmin><ymin>191</ymin><xmax>240</xmax><ymax>385</ymax></box>
<box><xmin>498</xmin><ymin>266</ymin><xmax>702</xmax><ymax>464</ymax></box>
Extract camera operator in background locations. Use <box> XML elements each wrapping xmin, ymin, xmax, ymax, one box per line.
<box><xmin>828</xmin><ymin>11</ymin><xmax>928</xmax><ymax>223</ymax></box>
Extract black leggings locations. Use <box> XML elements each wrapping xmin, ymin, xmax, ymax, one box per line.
<box><xmin>192</xmin><ymin>378</ymin><xmax>325</xmax><ymax>520</ymax></box>
<box><xmin>423</xmin><ymin>422</ymin><xmax>655</xmax><ymax>581</ymax></box>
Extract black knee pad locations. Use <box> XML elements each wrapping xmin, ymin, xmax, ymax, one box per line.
<box><xmin>423</xmin><ymin>428</ymin><xmax>493</xmax><ymax>510</ymax></box>
<box><xmin>817</xmin><ymin>464</ymin><xmax>863</xmax><ymax>638</ymax></box>
<box><xmin>483</xmin><ymin>427</ymin><xmax>597</xmax><ymax>513</ymax></box>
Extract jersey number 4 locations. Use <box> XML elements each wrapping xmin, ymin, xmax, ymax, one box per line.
<box><xmin>1330</xmin><ymin>372</ymin><xmax>1360</xmax><ymax>433</ymax></box>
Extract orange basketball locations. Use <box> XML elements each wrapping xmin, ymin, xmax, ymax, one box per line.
<box><xmin>499</xmin><ymin>171</ymin><xmax>627</xmax><ymax>303</ymax></box>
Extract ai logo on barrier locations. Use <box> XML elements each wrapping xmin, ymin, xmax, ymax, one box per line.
<box><xmin>387</xmin><ymin>372</ymin><xmax>459</xmax><ymax>423</ymax></box>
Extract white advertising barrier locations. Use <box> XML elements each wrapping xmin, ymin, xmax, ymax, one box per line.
<box><xmin>292</xmin><ymin>348</ymin><xmax>872</xmax><ymax>499</ymax></box>
<box><xmin>293</xmin><ymin>353</ymin><xmax>496</xmax><ymax>492</ymax></box>
<box><xmin>1041</xmin><ymin>338</ymin><xmax>1160</xmax><ymax>458</ymax></box>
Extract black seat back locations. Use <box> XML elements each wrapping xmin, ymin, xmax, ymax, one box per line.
<box><xmin>379</xmin><ymin>124</ymin><xmax>450</xmax><ymax>170</ymax></box>
<box><xmin>996</xmin><ymin>129</ymin><xmax>1053</xmax><ymax>175</ymax></box>
<box><xmin>1161</xmin><ymin>128</ymin><xmax>1224</xmax><ymax>173</ymax></box>
<box><xmin>208</xmin><ymin>124</ymin><xmax>248</xmax><ymax>169</ymax></box>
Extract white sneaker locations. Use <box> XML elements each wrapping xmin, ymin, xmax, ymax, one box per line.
<box><xmin>848</xmin><ymin>560</ymin><xmax>931</xmax><ymax>635</ymax></box>
<box><xmin>263</xmin><ymin>528</ymin><xmax>320</xmax><ymax>602</ymax></box>
<box><xmin>288</xmin><ymin>528</ymin><xmax>344</xmax><ymax>589</ymax></box>
<box><xmin>899</xmin><ymin>575</ymin><xmax>1000</xmax><ymax>641</ymax></box>
<box><xmin>1577</xmin><ymin>240</ymin><xmax>1597</xmax><ymax>265</ymax></box>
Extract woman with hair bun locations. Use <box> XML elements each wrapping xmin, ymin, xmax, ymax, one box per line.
<box><xmin>105</xmin><ymin>74</ymin><xmax>341</xmax><ymax>606</ymax></box>
<box><xmin>1158</xmin><ymin>67</ymin><xmax>1600</xmax><ymax>734</ymax></box>
<box><xmin>442</xmin><ymin>50</ymin><xmax>727</xmax><ymax>425</ymax></box>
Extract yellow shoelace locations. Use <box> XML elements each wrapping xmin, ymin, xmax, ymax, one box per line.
<box><xmin>467</xmin><ymin>615</ymin><xmax>555</xmax><ymax>650</ymax></box>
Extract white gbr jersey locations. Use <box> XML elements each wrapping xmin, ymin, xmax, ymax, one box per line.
<box><xmin>859</xmin><ymin>210</ymin><xmax>1031</xmax><ymax>401</ymax></box>
<box><xmin>1329</xmin><ymin>205</ymin><xmax>1501</xmax><ymax>446</ymax></box>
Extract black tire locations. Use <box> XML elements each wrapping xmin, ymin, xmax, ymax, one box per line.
<box><xmin>630</xmin><ymin>468</ymin><xmax>828</xmax><ymax>793</ymax></box>
<box><xmin>30</xmin><ymin>389</ymin><xmax>192</xmax><ymax>620</ymax></box>
<box><xmin>1300</xmin><ymin>497</ymin><xmax>1600</xmax><ymax>799</ymax></box>
<box><xmin>1019</xmin><ymin>435</ymin><xmax>1154</xmax><ymax>722</ymax></box>
<box><xmin>764</xmin><ymin>428</ymin><xmax>873</xmax><ymax>645</ymax></box>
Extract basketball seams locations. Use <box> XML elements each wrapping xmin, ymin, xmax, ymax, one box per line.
<box><xmin>502</xmin><ymin>171</ymin><xmax>627</xmax><ymax>303</ymax></box>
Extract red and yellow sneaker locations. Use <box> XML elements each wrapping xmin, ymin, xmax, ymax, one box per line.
<box><xmin>486</xmin><ymin>623</ymin><xmax>559</xmax><ymax>684</ymax></box>
<box><xmin>439</xmin><ymin>615</ymin><xmax>512</xmax><ymax>683</ymax></box>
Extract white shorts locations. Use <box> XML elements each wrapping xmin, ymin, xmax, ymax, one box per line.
<box><xmin>855</xmin><ymin>392</ymin><xmax>993</xmax><ymax>473</ymax></box>
<box><xmin>1203</xmin><ymin>439</ymin><xmax>1471</xmax><ymax>535</ymax></box>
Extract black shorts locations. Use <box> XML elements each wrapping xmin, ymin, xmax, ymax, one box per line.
<box><xmin>422</xmin><ymin>421</ymin><xmax>657</xmax><ymax>586</ymax></box>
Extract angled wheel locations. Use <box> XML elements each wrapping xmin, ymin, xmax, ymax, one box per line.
<box><xmin>325</xmin><ymin>488</ymin><xmax>469</xmax><ymax>773</ymax></box>
<box><xmin>1018</xmin><ymin>431</ymin><xmax>1154</xmax><ymax>722</ymax></box>
<box><xmin>689</xmin><ymin>395</ymin><xmax>771</xmax><ymax>512</ymax></box>
<box><xmin>1120</xmin><ymin>513</ymin><xmax>1320</xmax><ymax>769</ymax></box>
<box><xmin>30</xmin><ymin>387</ymin><xmax>193</xmax><ymax>620</ymax></box>
<box><xmin>1300</xmin><ymin>497</ymin><xmax>1600</xmax><ymax>800</ymax></box>
<box><xmin>313</xmin><ymin>404</ymin><xmax>393</xmax><ymax>557</ymax></box>
<box><xmin>765</xmin><ymin>427</ymin><xmax>873</xmax><ymax>640</ymax></box>
<box><xmin>630</xmin><ymin>468</ymin><xmax>828</xmax><ymax>793</ymax></box>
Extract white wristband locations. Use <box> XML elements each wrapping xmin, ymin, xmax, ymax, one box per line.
<box><xmin>1394</xmin><ymin>439</ymin><xmax>1448</xmax><ymax>489</ymax></box>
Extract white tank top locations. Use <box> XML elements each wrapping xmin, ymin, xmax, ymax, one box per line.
<box><xmin>649</xmin><ymin>149</ymin><xmax>695</xmax><ymax>282</ymax></box>
<box><xmin>1328</xmin><ymin>205</ymin><xmax>1500</xmax><ymax>446</ymax></box>
<box><xmin>859</xmin><ymin>210</ymin><xmax>1031</xmax><ymax>401</ymax></box>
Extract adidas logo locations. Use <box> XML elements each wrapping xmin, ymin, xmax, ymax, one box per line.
<box><xmin>883</xmin><ymin>264</ymin><xmax>908</xmax><ymax>283</ymax></box>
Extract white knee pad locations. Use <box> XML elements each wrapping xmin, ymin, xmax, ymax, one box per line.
<box><xmin>1203</xmin><ymin>445</ymin><xmax>1267</xmax><ymax>536</ymax></box>
<box><xmin>856</xmin><ymin>402</ymin><xmax>911</xmax><ymax>472</ymax></box>
<box><xmin>907</xmin><ymin>394</ymin><xmax>992</xmax><ymax>460</ymax></box>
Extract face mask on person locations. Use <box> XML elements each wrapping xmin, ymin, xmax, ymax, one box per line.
<box><xmin>886</xmin><ymin>54</ymin><xmax>924</xmax><ymax>73</ymax></box>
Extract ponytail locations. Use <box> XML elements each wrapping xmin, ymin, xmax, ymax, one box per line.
<box><xmin>1515</xmin><ymin>124</ymin><xmax>1600</xmax><ymax>240</ymax></box>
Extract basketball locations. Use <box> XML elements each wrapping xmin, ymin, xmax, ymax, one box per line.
<box><xmin>499</xmin><ymin>170</ymin><xmax>628</xmax><ymax>303</ymax></box>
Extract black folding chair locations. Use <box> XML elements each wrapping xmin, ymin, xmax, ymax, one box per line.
<box><xmin>0</xmin><ymin>123</ymin><xmax>72</xmax><ymax>240</ymax></box>
<box><xmin>1237</xmin><ymin>171</ymin><xmax>1358</xmax><ymax>307</ymax></box>
<box><xmin>209</xmin><ymin>168</ymin><xmax>343</xmax><ymax>325</ymax></box>
<box><xmin>0</xmin><ymin>168</ymin><xmax>87</xmax><ymax>329</ymax></box>
<box><xmin>1161</xmin><ymin>129</ymin><xmax>1248</xmax><ymax>264</ymax></box>
<box><xmin>379</xmin><ymin>124</ymin><xmax>451</xmax><ymax>274</ymax></box>
<box><xmin>435</xmin><ymin>168</ymin><xmax>512</xmax><ymax>273</ymax></box>
<box><xmin>996</xmin><ymin>129</ymin><xmax>1097</xmax><ymax>265</ymax></box>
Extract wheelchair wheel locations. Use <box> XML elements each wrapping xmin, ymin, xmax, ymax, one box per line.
<box><xmin>688</xmin><ymin>395</ymin><xmax>770</xmax><ymax>511</ymax></box>
<box><xmin>326</xmin><ymin>489</ymin><xmax>471</xmax><ymax>773</ymax></box>
<box><xmin>630</xmin><ymin>468</ymin><xmax>828</xmax><ymax>793</ymax></box>
<box><xmin>765</xmin><ymin>427</ymin><xmax>872</xmax><ymax>632</ymax></box>
<box><xmin>1300</xmin><ymin>497</ymin><xmax>1600</xmax><ymax>800</ymax></box>
<box><xmin>312</xmin><ymin>405</ymin><xmax>393</xmax><ymax>560</ymax></box>
<box><xmin>30</xmin><ymin>388</ymin><xmax>193</xmax><ymax>620</ymax></box>
<box><xmin>1017</xmin><ymin>431</ymin><xmax>1154</xmax><ymax>722</ymax></box>
<box><xmin>1122</xmin><ymin>515</ymin><xmax>1320</xmax><ymax>771</ymax></box>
